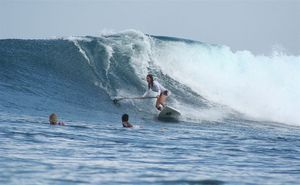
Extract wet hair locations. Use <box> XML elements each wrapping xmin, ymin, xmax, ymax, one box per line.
<box><xmin>49</xmin><ymin>113</ymin><xmax>58</xmax><ymax>124</ymax></box>
<box><xmin>147</xmin><ymin>74</ymin><xmax>154</xmax><ymax>89</ymax></box>
<box><xmin>122</xmin><ymin>114</ymin><xmax>129</xmax><ymax>122</ymax></box>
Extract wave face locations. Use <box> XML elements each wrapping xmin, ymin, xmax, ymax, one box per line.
<box><xmin>1</xmin><ymin>30</ymin><xmax>299</xmax><ymax>125</ymax></box>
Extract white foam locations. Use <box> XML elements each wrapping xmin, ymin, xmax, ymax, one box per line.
<box><xmin>72</xmin><ymin>39</ymin><xmax>91</xmax><ymax>65</ymax></box>
<box><xmin>151</xmin><ymin>40</ymin><xmax>300</xmax><ymax>126</ymax></box>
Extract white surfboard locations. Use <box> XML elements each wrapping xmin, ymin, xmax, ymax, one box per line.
<box><xmin>158</xmin><ymin>106</ymin><xmax>181</xmax><ymax>121</ymax></box>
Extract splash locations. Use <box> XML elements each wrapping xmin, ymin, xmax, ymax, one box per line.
<box><xmin>151</xmin><ymin>39</ymin><xmax>300</xmax><ymax>125</ymax></box>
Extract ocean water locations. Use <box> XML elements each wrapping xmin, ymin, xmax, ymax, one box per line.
<box><xmin>1</xmin><ymin>30</ymin><xmax>300</xmax><ymax>185</ymax></box>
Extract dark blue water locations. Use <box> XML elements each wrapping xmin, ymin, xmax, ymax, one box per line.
<box><xmin>1</xmin><ymin>31</ymin><xmax>300</xmax><ymax>184</ymax></box>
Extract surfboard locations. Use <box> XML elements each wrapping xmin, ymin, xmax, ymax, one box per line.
<box><xmin>158</xmin><ymin>106</ymin><xmax>181</xmax><ymax>121</ymax></box>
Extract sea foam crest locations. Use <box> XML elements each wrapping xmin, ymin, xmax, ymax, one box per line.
<box><xmin>151</xmin><ymin>39</ymin><xmax>300</xmax><ymax>126</ymax></box>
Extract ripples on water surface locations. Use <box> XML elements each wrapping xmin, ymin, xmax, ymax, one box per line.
<box><xmin>0</xmin><ymin>113</ymin><xmax>299</xmax><ymax>185</ymax></box>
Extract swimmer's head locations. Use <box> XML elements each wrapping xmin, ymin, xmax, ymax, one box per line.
<box><xmin>49</xmin><ymin>113</ymin><xmax>58</xmax><ymax>124</ymax></box>
<box><xmin>122</xmin><ymin>114</ymin><xmax>129</xmax><ymax>122</ymax></box>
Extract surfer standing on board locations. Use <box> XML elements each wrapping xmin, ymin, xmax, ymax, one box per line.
<box><xmin>142</xmin><ymin>74</ymin><xmax>169</xmax><ymax>111</ymax></box>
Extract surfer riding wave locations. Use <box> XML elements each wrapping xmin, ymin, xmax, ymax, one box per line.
<box><xmin>142</xmin><ymin>74</ymin><xmax>170</xmax><ymax>111</ymax></box>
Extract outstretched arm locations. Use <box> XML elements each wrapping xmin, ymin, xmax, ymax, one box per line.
<box><xmin>142</xmin><ymin>89</ymin><xmax>151</xmax><ymax>97</ymax></box>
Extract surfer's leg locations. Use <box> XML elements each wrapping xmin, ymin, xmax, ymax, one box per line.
<box><xmin>156</xmin><ymin>98</ymin><xmax>162</xmax><ymax>110</ymax></box>
<box><xmin>158</xmin><ymin>94</ymin><xmax>167</xmax><ymax>107</ymax></box>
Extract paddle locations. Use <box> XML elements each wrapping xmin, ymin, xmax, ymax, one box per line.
<box><xmin>113</xmin><ymin>96</ymin><xmax>157</xmax><ymax>104</ymax></box>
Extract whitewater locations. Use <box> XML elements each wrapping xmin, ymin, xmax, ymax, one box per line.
<box><xmin>0</xmin><ymin>30</ymin><xmax>300</xmax><ymax>185</ymax></box>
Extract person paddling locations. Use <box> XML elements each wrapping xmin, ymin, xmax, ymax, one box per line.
<box><xmin>142</xmin><ymin>74</ymin><xmax>169</xmax><ymax>111</ymax></box>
